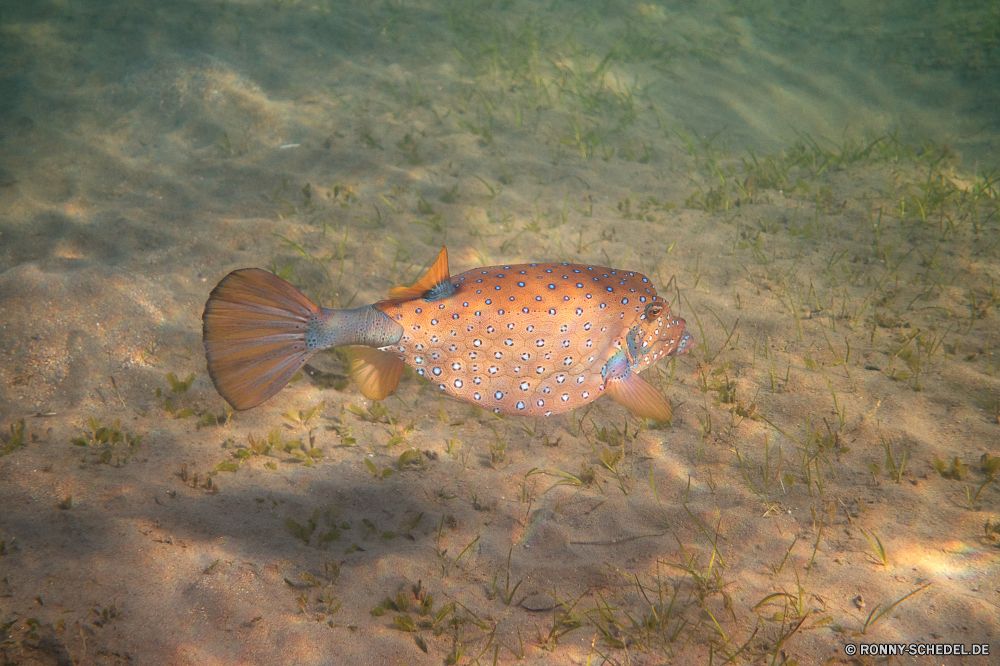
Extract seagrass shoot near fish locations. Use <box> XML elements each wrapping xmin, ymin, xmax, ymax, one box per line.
<box><xmin>202</xmin><ymin>247</ymin><xmax>692</xmax><ymax>420</ymax></box>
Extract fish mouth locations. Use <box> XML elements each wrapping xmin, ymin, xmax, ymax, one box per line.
<box><xmin>675</xmin><ymin>329</ymin><xmax>694</xmax><ymax>355</ymax></box>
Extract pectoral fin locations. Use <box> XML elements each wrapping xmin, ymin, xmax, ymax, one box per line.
<box><xmin>347</xmin><ymin>346</ymin><xmax>405</xmax><ymax>400</ymax></box>
<box><xmin>604</xmin><ymin>373</ymin><xmax>673</xmax><ymax>421</ymax></box>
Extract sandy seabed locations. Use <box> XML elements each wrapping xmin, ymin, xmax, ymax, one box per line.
<box><xmin>1</xmin><ymin>1</ymin><xmax>999</xmax><ymax>664</ymax></box>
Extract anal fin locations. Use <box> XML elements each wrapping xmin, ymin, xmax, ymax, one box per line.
<box><xmin>604</xmin><ymin>373</ymin><xmax>673</xmax><ymax>422</ymax></box>
<box><xmin>347</xmin><ymin>346</ymin><xmax>405</xmax><ymax>400</ymax></box>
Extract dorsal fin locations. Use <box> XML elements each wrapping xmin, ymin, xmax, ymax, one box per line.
<box><xmin>388</xmin><ymin>246</ymin><xmax>452</xmax><ymax>300</ymax></box>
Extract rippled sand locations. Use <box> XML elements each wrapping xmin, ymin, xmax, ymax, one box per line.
<box><xmin>1</xmin><ymin>1</ymin><xmax>998</xmax><ymax>664</ymax></box>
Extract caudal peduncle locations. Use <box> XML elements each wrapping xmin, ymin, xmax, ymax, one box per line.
<box><xmin>308</xmin><ymin>305</ymin><xmax>403</xmax><ymax>351</ymax></box>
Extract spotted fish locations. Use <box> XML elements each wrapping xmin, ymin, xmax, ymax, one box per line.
<box><xmin>202</xmin><ymin>247</ymin><xmax>691</xmax><ymax>419</ymax></box>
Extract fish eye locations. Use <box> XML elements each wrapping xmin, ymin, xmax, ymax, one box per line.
<box><xmin>645</xmin><ymin>303</ymin><xmax>663</xmax><ymax>318</ymax></box>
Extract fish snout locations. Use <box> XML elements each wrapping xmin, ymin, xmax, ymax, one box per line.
<box><xmin>674</xmin><ymin>327</ymin><xmax>694</xmax><ymax>355</ymax></box>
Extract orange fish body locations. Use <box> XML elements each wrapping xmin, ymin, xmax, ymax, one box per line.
<box><xmin>203</xmin><ymin>247</ymin><xmax>691</xmax><ymax>420</ymax></box>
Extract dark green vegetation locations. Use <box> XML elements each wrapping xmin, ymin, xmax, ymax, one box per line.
<box><xmin>0</xmin><ymin>419</ymin><xmax>25</xmax><ymax>457</ymax></box>
<box><xmin>730</xmin><ymin>0</ymin><xmax>1000</xmax><ymax>92</ymax></box>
